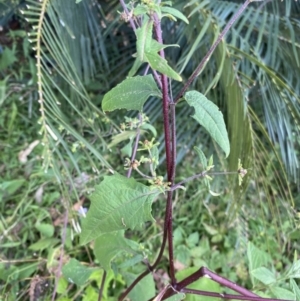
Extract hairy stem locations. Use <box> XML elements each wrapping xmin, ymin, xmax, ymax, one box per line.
<box><xmin>174</xmin><ymin>0</ymin><xmax>253</xmax><ymax>103</ymax></box>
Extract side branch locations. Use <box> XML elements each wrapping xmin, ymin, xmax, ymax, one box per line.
<box><xmin>174</xmin><ymin>0</ymin><xmax>253</xmax><ymax>103</ymax></box>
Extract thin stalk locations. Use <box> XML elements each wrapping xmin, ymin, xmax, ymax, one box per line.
<box><xmin>127</xmin><ymin>114</ymin><xmax>142</xmax><ymax>178</ymax></box>
<box><xmin>118</xmin><ymin>270</ymin><xmax>151</xmax><ymax>301</ymax></box>
<box><xmin>176</xmin><ymin>267</ymin><xmax>258</xmax><ymax>297</ymax></box>
<box><xmin>97</xmin><ymin>270</ymin><xmax>106</xmax><ymax>301</ymax></box>
<box><xmin>171</xmin><ymin>171</ymin><xmax>238</xmax><ymax>190</ymax></box>
<box><xmin>174</xmin><ymin>0</ymin><xmax>253</xmax><ymax>103</ymax></box>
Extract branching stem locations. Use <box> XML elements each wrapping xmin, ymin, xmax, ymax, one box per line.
<box><xmin>174</xmin><ymin>0</ymin><xmax>253</xmax><ymax>103</ymax></box>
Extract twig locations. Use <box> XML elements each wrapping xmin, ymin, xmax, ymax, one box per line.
<box><xmin>174</xmin><ymin>0</ymin><xmax>254</xmax><ymax>103</ymax></box>
<box><xmin>98</xmin><ymin>270</ymin><xmax>107</xmax><ymax>301</ymax></box>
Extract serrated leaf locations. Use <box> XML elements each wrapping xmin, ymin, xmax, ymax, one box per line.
<box><xmin>102</xmin><ymin>75</ymin><xmax>161</xmax><ymax>112</ymax></box>
<box><xmin>145</xmin><ymin>51</ymin><xmax>182</xmax><ymax>81</ymax></box>
<box><xmin>194</xmin><ymin>146</ymin><xmax>207</xmax><ymax>170</ymax></box>
<box><xmin>133</xmin><ymin>4</ymin><xmax>149</xmax><ymax>16</ymax></box>
<box><xmin>94</xmin><ymin>231</ymin><xmax>134</xmax><ymax>271</ymax></box>
<box><xmin>80</xmin><ymin>174</ymin><xmax>160</xmax><ymax>244</ymax></box>
<box><xmin>161</xmin><ymin>7</ymin><xmax>189</xmax><ymax>24</ymax></box>
<box><xmin>62</xmin><ymin>258</ymin><xmax>96</xmax><ymax>286</ymax></box>
<box><xmin>251</xmin><ymin>267</ymin><xmax>276</xmax><ymax>285</ymax></box>
<box><xmin>135</xmin><ymin>21</ymin><xmax>182</xmax><ymax>81</ymax></box>
<box><xmin>290</xmin><ymin>279</ymin><xmax>300</xmax><ymax>299</ymax></box>
<box><xmin>247</xmin><ymin>242</ymin><xmax>271</xmax><ymax>286</ymax></box>
<box><xmin>184</xmin><ymin>91</ymin><xmax>230</xmax><ymax>157</ymax></box>
<box><xmin>136</xmin><ymin>21</ymin><xmax>153</xmax><ymax>61</ymax></box>
<box><xmin>270</xmin><ymin>287</ymin><xmax>295</xmax><ymax>300</ymax></box>
<box><xmin>287</xmin><ymin>260</ymin><xmax>300</xmax><ymax>278</ymax></box>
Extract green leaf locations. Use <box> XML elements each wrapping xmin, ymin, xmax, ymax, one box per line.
<box><xmin>140</xmin><ymin>123</ymin><xmax>157</xmax><ymax>137</ymax></box>
<box><xmin>134</xmin><ymin>21</ymin><xmax>182</xmax><ymax>81</ymax></box>
<box><xmin>108</xmin><ymin>130</ymin><xmax>138</xmax><ymax>149</ymax></box>
<box><xmin>62</xmin><ymin>258</ymin><xmax>96</xmax><ymax>286</ymax></box>
<box><xmin>0</xmin><ymin>179</ymin><xmax>25</xmax><ymax>195</ymax></box>
<box><xmin>94</xmin><ymin>231</ymin><xmax>133</xmax><ymax>271</ymax></box>
<box><xmin>290</xmin><ymin>279</ymin><xmax>300</xmax><ymax>300</ymax></box>
<box><xmin>145</xmin><ymin>51</ymin><xmax>182</xmax><ymax>81</ymax></box>
<box><xmin>270</xmin><ymin>287</ymin><xmax>295</xmax><ymax>300</ymax></box>
<box><xmin>161</xmin><ymin>7</ymin><xmax>189</xmax><ymax>24</ymax></box>
<box><xmin>194</xmin><ymin>147</ymin><xmax>207</xmax><ymax>170</ymax></box>
<box><xmin>133</xmin><ymin>5</ymin><xmax>149</xmax><ymax>17</ymax></box>
<box><xmin>56</xmin><ymin>277</ymin><xmax>68</xmax><ymax>294</ymax></box>
<box><xmin>0</xmin><ymin>47</ymin><xmax>17</xmax><ymax>71</ymax></box>
<box><xmin>136</xmin><ymin>21</ymin><xmax>153</xmax><ymax>62</ymax></box>
<box><xmin>123</xmin><ymin>272</ymin><xmax>156</xmax><ymax>301</ymax></box>
<box><xmin>247</xmin><ymin>242</ymin><xmax>271</xmax><ymax>286</ymax></box>
<box><xmin>29</xmin><ymin>238</ymin><xmax>60</xmax><ymax>251</ymax></box>
<box><xmin>35</xmin><ymin>223</ymin><xmax>54</xmax><ymax>237</ymax></box>
<box><xmin>80</xmin><ymin>174</ymin><xmax>160</xmax><ymax>244</ymax></box>
<box><xmin>102</xmin><ymin>75</ymin><xmax>161</xmax><ymax>112</ymax></box>
<box><xmin>250</xmin><ymin>267</ymin><xmax>276</xmax><ymax>285</ymax></box>
<box><xmin>165</xmin><ymin>294</ymin><xmax>186</xmax><ymax>301</ymax></box>
<box><xmin>286</xmin><ymin>260</ymin><xmax>300</xmax><ymax>278</ymax></box>
<box><xmin>184</xmin><ymin>91</ymin><xmax>230</xmax><ymax>157</ymax></box>
<box><xmin>186</xmin><ymin>232</ymin><xmax>199</xmax><ymax>248</ymax></box>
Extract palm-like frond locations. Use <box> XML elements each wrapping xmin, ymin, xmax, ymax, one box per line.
<box><xmin>22</xmin><ymin>0</ymin><xmax>124</xmax><ymax>209</ymax></box>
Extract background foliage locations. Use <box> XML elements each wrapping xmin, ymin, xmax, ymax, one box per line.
<box><xmin>0</xmin><ymin>0</ymin><xmax>299</xmax><ymax>300</ymax></box>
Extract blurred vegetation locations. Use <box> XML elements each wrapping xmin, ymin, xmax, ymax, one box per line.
<box><xmin>0</xmin><ymin>0</ymin><xmax>299</xmax><ymax>300</ymax></box>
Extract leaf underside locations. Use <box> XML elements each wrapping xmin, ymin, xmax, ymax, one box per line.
<box><xmin>184</xmin><ymin>90</ymin><xmax>230</xmax><ymax>157</ymax></box>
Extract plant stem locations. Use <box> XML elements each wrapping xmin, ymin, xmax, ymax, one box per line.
<box><xmin>180</xmin><ymin>288</ymin><xmax>293</xmax><ymax>301</ymax></box>
<box><xmin>98</xmin><ymin>270</ymin><xmax>106</xmax><ymax>301</ymax></box>
<box><xmin>161</xmin><ymin>266</ymin><xmax>293</xmax><ymax>301</ymax></box>
<box><xmin>118</xmin><ymin>269</ymin><xmax>151</xmax><ymax>301</ymax></box>
<box><xmin>127</xmin><ymin>114</ymin><xmax>142</xmax><ymax>178</ymax></box>
<box><xmin>174</xmin><ymin>0</ymin><xmax>253</xmax><ymax>103</ymax></box>
<box><xmin>176</xmin><ymin>267</ymin><xmax>258</xmax><ymax>297</ymax></box>
<box><xmin>171</xmin><ymin>171</ymin><xmax>238</xmax><ymax>190</ymax></box>
<box><xmin>153</xmin><ymin>12</ymin><xmax>177</xmax><ymax>285</ymax></box>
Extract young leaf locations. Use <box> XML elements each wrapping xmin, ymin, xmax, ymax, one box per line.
<box><xmin>136</xmin><ymin>21</ymin><xmax>153</xmax><ymax>62</ymax></box>
<box><xmin>62</xmin><ymin>258</ymin><xmax>97</xmax><ymax>286</ymax></box>
<box><xmin>194</xmin><ymin>146</ymin><xmax>207</xmax><ymax>170</ymax></box>
<box><xmin>146</xmin><ymin>51</ymin><xmax>182</xmax><ymax>81</ymax></box>
<box><xmin>290</xmin><ymin>279</ymin><xmax>300</xmax><ymax>299</ymax></box>
<box><xmin>80</xmin><ymin>174</ymin><xmax>160</xmax><ymax>244</ymax></box>
<box><xmin>247</xmin><ymin>242</ymin><xmax>271</xmax><ymax>286</ymax></box>
<box><xmin>270</xmin><ymin>287</ymin><xmax>295</xmax><ymax>300</ymax></box>
<box><xmin>250</xmin><ymin>267</ymin><xmax>276</xmax><ymax>285</ymax></box>
<box><xmin>94</xmin><ymin>231</ymin><xmax>133</xmax><ymax>271</ymax></box>
<box><xmin>102</xmin><ymin>75</ymin><xmax>161</xmax><ymax>112</ymax></box>
<box><xmin>184</xmin><ymin>91</ymin><xmax>230</xmax><ymax>157</ymax></box>
<box><xmin>161</xmin><ymin>7</ymin><xmax>189</xmax><ymax>24</ymax></box>
<box><xmin>134</xmin><ymin>21</ymin><xmax>182</xmax><ymax>81</ymax></box>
